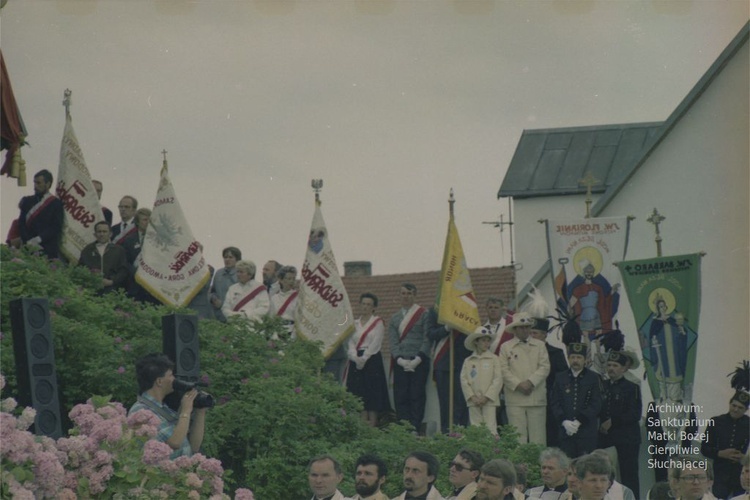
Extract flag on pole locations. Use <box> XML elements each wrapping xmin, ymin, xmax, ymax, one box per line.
<box><xmin>545</xmin><ymin>217</ymin><xmax>630</xmax><ymax>333</ymax></box>
<box><xmin>617</xmin><ymin>253</ymin><xmax>702</xmax><ymax>403</ymax></box>
<box><xmin>294</xmin><ymin>199</ymin><xmax>354</xmax><ymax>359</ymax></box>
<box><xmin>436</xmin><ymin>206</ymin><xmax>480</xmax><ymax>334</ymax></box>
<box><xmin>55</xmin><ymin>91</ymin><xmax>105</xmax><ymax>262</ymax></box>
<box><xmin>135</xmin><ymin>154</ymin><xmax>210</xmax><ymax>307</ymax></box>
<box><xmin>0</xmin><ymin>50</ymin><xmax>28</xmax><ymax>183</ymax></box>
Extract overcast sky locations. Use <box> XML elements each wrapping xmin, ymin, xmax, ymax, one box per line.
<box><xmin>1</xmin><ymin>0</ymin><xmax>747</xmax><ymax>276</ymax></box>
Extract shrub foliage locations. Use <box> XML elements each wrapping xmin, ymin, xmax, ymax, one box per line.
<box><xmin>1</xmin><ymin>247</ymin><xmax>541</xmax><ymax>497</ymax></box>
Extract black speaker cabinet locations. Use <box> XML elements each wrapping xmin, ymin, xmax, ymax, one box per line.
<box><xmin>9</xmin><ymin>298</ymin><xmax>62</xmax><ymax>439</ymax></box>
<box><xmin>162</xmin><ymin>314</ymin><xmax>200</xmax><ymax>380</ymax></box>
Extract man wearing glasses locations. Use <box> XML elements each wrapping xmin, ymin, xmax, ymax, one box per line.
<box><xmin>446</xmin><ymin>449</ymin><xmax>484</xmax><ymax>499</ymax></box>
<box><xmin>669</xmin><ymin>458</ymin><xmax>717</xmax><ymax>500</ymax></box>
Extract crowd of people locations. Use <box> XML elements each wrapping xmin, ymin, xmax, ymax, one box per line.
<box><xmin>8</xmin><ymin>169</ymin><xmax>750</xmax><ymax>499</ymax></box>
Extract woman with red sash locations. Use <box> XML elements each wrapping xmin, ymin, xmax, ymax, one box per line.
<box><xmin>345</xmin><ymin>292</ymin><xmax>391</xmax><ymax>427</ymax></box>
<box><xmin>269</xmin><ymin>265</ymin><xmax>298</xmax><ymax>337</ymax></box>
<box><xmin>221</xmin><ymin>260</ymin><xmax>270</xmax><ymax>322</ymax></box>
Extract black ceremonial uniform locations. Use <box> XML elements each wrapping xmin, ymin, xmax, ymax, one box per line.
<box><xmin>545</xmin><ymin>343</ymin><xmax>568</xmax><ymax>446</ymax></box>
<box><xmin>599</xmin><ymin>376</ymin><xmax>642</xmax><ymax>495</ymax></box>
<box><xmin>700</xmin><ymin>413</ymin><xmax>749</xmax><ymax>498</ymax></box>
<box><xmin>551</xmin><ymin>368</ymin><xmax>602</xmax><ymax>458</ymax></box>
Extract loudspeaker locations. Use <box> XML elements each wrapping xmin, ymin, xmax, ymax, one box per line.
<box><xmin>9</xmin><ymin>298</ymin><xmax>62</xmax><ymax>439</ymax></box>
<box><xmin>162</xmin><ymin>314</ymin><xmax>200</xmax><ymax>380</ymax></box>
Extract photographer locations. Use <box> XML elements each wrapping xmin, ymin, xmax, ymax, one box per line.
<box><xmin>128</xmin><ymin>353</ymin><xmax>207</xmax><ymax>459</ymax></box>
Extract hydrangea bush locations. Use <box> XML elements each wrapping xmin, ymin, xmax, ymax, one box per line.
<box><xmin>0</xmin><ymin>377</ymin><xmax>254</xmax><ymax>499</ymax></box>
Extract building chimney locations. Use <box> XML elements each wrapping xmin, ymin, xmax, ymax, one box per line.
<box><xmin>344</xmin><ymin>261</ymin><xmax>372</xmax><ymax>277</ymax></box>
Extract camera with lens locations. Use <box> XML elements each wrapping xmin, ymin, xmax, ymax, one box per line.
<box><xmin>172</xmin><ymin>378</ymin><xmax>215</xmax><ymax>409</ymax></box>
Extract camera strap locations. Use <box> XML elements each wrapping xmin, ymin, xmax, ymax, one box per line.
<box><xmin>136</xmin><ymin>395</ymin><xmax>178</xmax><ymax>424</ymax></box>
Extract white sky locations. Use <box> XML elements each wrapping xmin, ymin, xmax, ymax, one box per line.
<box><xmin>1</xmin><ymin>0</ymin><xmax>747</xmax><ymax>275</ymax></box>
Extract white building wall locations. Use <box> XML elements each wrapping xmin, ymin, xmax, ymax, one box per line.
<box><xmin>508</xmin><ymin>39</ymin><xmax>748</xmax><ymax>416</ymax></box>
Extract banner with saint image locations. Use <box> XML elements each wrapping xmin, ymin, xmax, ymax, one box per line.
<box><xmin>545</xmin><ymin>217</ymin><xmax>631</xmax><ymax>334</ymax></box>
<box><xmin>294</xmin><ymin>202</ymin><xmax>355</xmax><ymax>359</ymax></box>
<box><xmin>617</xmin><ymin>253</ymin><xmax>701</xmax><ymax>403</ymax></box>
<box><xmin>55</xmin><ymin>108</ymin><xmax>105</xmax><ymax>262</ymax></box>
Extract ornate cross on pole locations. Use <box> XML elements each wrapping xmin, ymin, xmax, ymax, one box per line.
<box><xmin>311</xmin><ymin>179</ymin><xmax>323</xmax><ymax>205</ymax></box>
<box><xmin>647</xmin><ymin>207</ymin><xmax>666</xmax><ymax>257</ymax></box>
<box><xmin>579</xmin><ymin>172</ymin><xmax>600</xmax><ymax>218</ymax></box>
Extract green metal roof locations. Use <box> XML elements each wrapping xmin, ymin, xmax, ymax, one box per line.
<box><xmin>498</xmin><ymin>122</ymin><xmax>663</xmax><ymax>199</ymax></box>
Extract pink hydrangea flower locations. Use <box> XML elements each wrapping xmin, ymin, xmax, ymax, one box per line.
<box><xmin>185</xmin><ymin>472</ymin><xmax>203</xmax><ymax>489</ymax></box>
<box><xmin>293</xmin><ymin>386</ymin><xmax>302</xmax><ymax>394</ymax></box>
<box><xmin>117</xmin><ymin>366</ymin><xmax>126</xmax><ymax>374</ymax></box>
<box><xmin>235</xmin><ymin>488</ymin><xmax>255</xmax><ymax>500</ymax></box>
<box><xmin>142</xmin><ymin>439</ymin><xmax>172</xmax><ymax>466</ymax></box>
<box><xmin>1</xmin><ymin>397</ymin><xmax>18</xmax><ymax>412</ymax></box>
<box><xmin>17</xmin><ymin>407</ymin><xmax>37</xmax><ymax>430</ymax></box>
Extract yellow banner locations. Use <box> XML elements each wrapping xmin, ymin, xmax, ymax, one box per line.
<box><xmin>436</xmin><ymin>213</ymin><xmax>480</xmax><ymax>334</ymax></box>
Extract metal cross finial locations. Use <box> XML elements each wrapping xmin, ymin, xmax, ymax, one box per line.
<box><xmin>161</xmin><ymin>149</ymin><xmax>168</xmax><ymax>162</ymax></box>
<box><xmin>63</xmin><ymin>89</ymin><xmax>72</xmax><ymax>117</ymax></box>
<box><xmin>647</xmin><ymin>207</ymin><xmax>666</xmax><ymax>257</ymax></box>
<box><xmin>579</xmin><ymin>172</ymin><xmax>600</xmax><ymax>218</ymax></box>
<box><xmin>311</xmin><ymin>179</ymin><xmax>323</xmax><ymax>205</ymax></box>
<box><xmin>448</xmin><ymin>188</ymin><xmax>455</xmax><ymax>216</ymax></box>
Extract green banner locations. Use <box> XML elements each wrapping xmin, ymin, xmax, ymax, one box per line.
<box><xmin>617</xmin><ymin>254</ymin><xmax>701</xmax><ymax>403</ymax></box>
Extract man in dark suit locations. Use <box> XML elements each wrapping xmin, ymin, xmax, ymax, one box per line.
<box><xmin>427</xmin><ymin>307</ymin><xmax>471</xmax><ymax>433</ymax></box>
<box><xmin>529</xmin><ymin>318</ymin><xmax>569</xmax><ymax>447</ymax></box>
<box><xmin>78</xmin><ymin>221</ymin><xmax>128</xmax><ymax>292</ymax></box>
<box><xmin>9</xmin><ymin>169</ymin><xmax>64</xmax><ymax>259</ymax></box>
<box><xmin>551</xmin><ymin>342</ymin><xmax>602</xmax><ymax>458</ymax></box>
<box><xmin>111</xmin><ymin>195</ymin><xmax>138</xmax><ymax>244</ymax></box>
<box><xmin>599</xmin><ymin>350</ymin><xmax>642</xmax><ymax>495</ymax></box>
<box><xmin>120</xmin><ymin>208</ymin><xmax>151</xmax><ymax>267</ymax></box>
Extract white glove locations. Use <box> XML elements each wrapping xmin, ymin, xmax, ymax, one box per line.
<box><xmin>408</xmin><ymin>357</ymin><xmax>422</xmax><ymax>370</ymax></box>
<box><xmin>397</xmin><ymin>358</ymin><xmax>409</xmax><ymax>369</ymax></box>
<box><xmin>572</xmin><ymin>419</ymin><xmax>581</xmax><ymax>431</ymax></box>
<box><xmin>355</xmin><ymin>358</ymin><xmax>366</xmax><ymax>370</ymax></box>
<box><xmin>562</xmin><ymin>420</ymin><xmax>579</xmax><ymax>436</ymax></box>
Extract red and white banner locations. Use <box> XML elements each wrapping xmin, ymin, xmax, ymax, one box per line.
<box><xmin>294</xmin><ymin>202</ymin><xmax>354</xmax><ymax>359</ymax></box>
<box><xmin>135</xmin><ymin>159</ymin><xmax>210</xmax><ymax>307</ymax></box>
<box><xmin>55</xmin><ymin>110</ymin><xmax>104</xmax><ymax>261</ymax></box>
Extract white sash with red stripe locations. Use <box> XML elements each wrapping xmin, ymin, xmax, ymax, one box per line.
<box><xmin>25</xmin><ymin>193</ymin><xmax>56</xmax><ymax>227</ymax></box>
<box><xmin>342</xmin><ymin>316</ymin><xmax>384</xmax><ymax>383</ymax></box>
<box><xmin>276</xmin><ymin>290</ymin><xmax>298</xmax><ymax>317</ymax></box>
<box><xmin>398</xmin><ymin>305</ymin><xmax>426</xmax><ymax>343</ymax></box>
<box><xmin>233</xmin><ymin>284</ymin><xmax>267</xmax><ymax>312</ymax></box>
<box><xmin>113</xmin><ymin>224</ymin><xmax>138</xmax><ymax>245</ymax></box>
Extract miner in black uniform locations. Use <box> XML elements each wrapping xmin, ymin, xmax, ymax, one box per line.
<box><xmin>598</xmin><ymin>350</ymin><xmax>642</xmax><ymax>495</ymax></box>
<box><xmin>550</xmin><ymin>342</ymin><xmax>602</xmax><ymax>459</ymax></box>
<box><xmin>700</xmin><ymin>390</ymin><xmax>750</xmax><ymax>499</ymax></box>
<box><xmin>529</xmin><ymin>317</ymin><xmax>568</xmax><ymax>447</ymax></box>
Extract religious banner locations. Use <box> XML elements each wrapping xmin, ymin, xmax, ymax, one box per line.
<box><xmin>135</xmin><ymin>155</ymin><xmax>210</xmax><ymax>307</ymax></box>
<box><xmin>436</xmin><ymin>206</ymin><xmax>480</xmax><ymax>334</ymax></box>
<box><xmin>55</xmin><ymin>92</ymin><xmax>105</xmax><ymax>262</ymax></box>
<box><xmin>617</xmin><ymin>253</ymin><xmax>701</xmax><ymax>403</ymax></box>
<box><xmin>545</xmin><ymin>217</ymin><xmax>630</xmax><ymax>334</ymax></box>
<box><xmin>294</xmin><ymin>199</ymin><xmax>355</xmax><ymax>359</ymax></box>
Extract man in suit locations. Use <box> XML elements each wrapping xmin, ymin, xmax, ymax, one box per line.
<box><xmin>499</xmin><ymin>312</ymin><xmax>551</xmax><ymax>445</ymax></box>
<box><xmin>550</xmin><ymin>343</ymin><xmax>602</xmax><ymax>458</ymax></box>
<box><xmin>388</xmin><ymin>283</ymin><xmax>431</xmax><ymax>434</ymax></box>
<box><xmin>78</xmin><ymin>221</ymin><xmax>128</xmax><ymax>292</ymax></box>
<box><xmin>111</xmin><ymin>195</ymin><xmax>138</xmax><ymax>244</ymax></box>
<box><xmin>427</xmin><ymin>307</ymin><xmax>471</xmax><ymax>433</ymax></box>
<box><xmin>529</xmin><ymin>318</ymin><xmax>569</xmax><ymax>447</ymax></box>
<box><xmin>9</xmin><ymin>169</ymin><xmax>64</xmax><ymax>259</ymax></box>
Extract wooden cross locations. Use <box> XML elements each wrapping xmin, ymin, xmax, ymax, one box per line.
<box><xmin>579</xmin><ymin>172</ymin><xmax>600</xmax><ymax>218</ymax></box>
<box><xmin>647</xmin><ymin>207</ymin><xmax>666</xmax><ymax>257</ymax></box>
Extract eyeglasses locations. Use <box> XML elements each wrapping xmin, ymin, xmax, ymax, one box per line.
<box><xmin>449</xmin><ymin>461</ymin><xmax>474</xmax><ymax>472</ymax></box>
<box><xmin>680</xmin><ymin>475</ymin><xmax>707</xmax><ymax>482</ymax></box>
